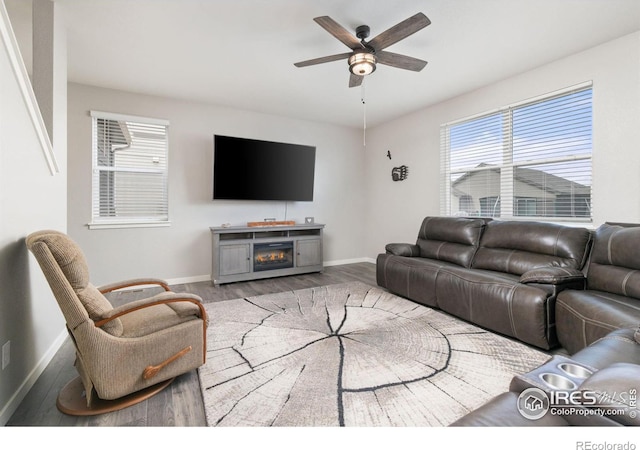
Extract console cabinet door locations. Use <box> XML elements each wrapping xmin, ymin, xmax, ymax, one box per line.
<box><xmin>219</xmin><ymin>243</ymin><xmax>251</xmax><ymax>276</ymax></box>
<box><xmin>296</xmin><ymin>239</ymin><xmax>322</xmax><ymax>267</ymax></box>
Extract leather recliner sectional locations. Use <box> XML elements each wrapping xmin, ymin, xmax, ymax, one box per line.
<box><xmin>377</xmin><ymin>216</ymin><xmax>592</xmax><ymax>350</ymax></box>
<box><xmin>450</xmin><ymin>327</ymin><xmax>640</xmax><ymax>426</ymax></box>
<box><xmin>556</xmin><ymin>222</ymin><xmax>640</xmax><ymax>354</ymax></box>
<box><xmin>376</xmin><ymin>217</ymin><xmax>640</xmax><ymax>426</ymax></box>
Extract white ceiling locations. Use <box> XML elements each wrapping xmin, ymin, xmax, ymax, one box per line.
<box><xmin>7</xmin><ymin>0</ymin><xmax>640</xmax><ymax>128</ymax></box>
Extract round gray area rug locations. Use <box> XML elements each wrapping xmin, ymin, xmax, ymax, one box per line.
<box><xmin>198</xmin><ymin>282</ymin><xmax>549</xmax><ymax>426</ymax></box>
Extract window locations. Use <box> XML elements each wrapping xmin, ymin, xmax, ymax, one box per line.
<box><xmin>90</xmin><ymin>111</ymin><xmax>169</xmax><ymax>229</ymax></box>
<box><xmin>440</xmin><ymin>83</ymin><xmax>592</xmax><ymax>223</ymax></box>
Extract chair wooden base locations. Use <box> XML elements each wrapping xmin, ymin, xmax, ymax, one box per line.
<box><xmin>56</xmin><ymin>375</ymin><xmax>174</xmax><ymax>416</ymax></box>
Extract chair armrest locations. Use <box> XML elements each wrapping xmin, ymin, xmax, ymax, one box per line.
<box><xmin>519</xmin><ymin>267</ymin><xmax>585</xmax><ymax>286</ymax></box>
<box><xmin>98</xmin><ymin>278</ymin><xmax>171</xmax><ymax>294</ymax></box>
<box><xmin>94</xmin><ymin>291</ymin><xmax>207</xmax><ymax>328</ymax></box>
<box><xmin>385</xmin><ymin>243</ymin><xmax>420</xmax><ymax>257</ymax></box>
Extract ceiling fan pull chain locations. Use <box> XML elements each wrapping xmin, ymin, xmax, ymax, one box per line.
<box><xmin>361</xmin><ymin>81</ymin><xmax>367</xmax><ymax>146</ymax></box>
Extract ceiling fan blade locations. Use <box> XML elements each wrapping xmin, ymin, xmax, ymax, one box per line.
<box><xmin>376</xmin><ymin>51</ymin><xmax>428</xmax><ymax>72</ymax></box>
<box><xmin>368</xmin><ymin>12</ymin><xmax>431</xmax><ymax>51</ymax></box>
<box><xmin>314</xmin><ymin>16</ymin><xmax>362</xmax><ymax>50</ymax></box>
<box><xmin>294</xmin><ymin>52</ymin><xmax>352</xmax><ymax>68</ymax></box>
<box><xmin>349</xmin><ymin>73</ymin><xmax>363</xmax><ymax>88</ymax></box>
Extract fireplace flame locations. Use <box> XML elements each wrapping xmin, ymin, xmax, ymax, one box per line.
<box><xmin>256</xmin><ymin>251</ymin><xmax>287</xmax><ymax>263</ymax></box>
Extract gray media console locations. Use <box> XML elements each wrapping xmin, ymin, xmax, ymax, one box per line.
<box><xmin>210</xmin><ymin>223</ymin><xmax>325</xmax><ymax>285</ymax></box>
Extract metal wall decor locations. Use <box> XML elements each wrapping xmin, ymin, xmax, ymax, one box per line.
<box><xmin>392</xmin><ymin>165</ymin><xmax>409</xmax><ymax>181</ymax></box>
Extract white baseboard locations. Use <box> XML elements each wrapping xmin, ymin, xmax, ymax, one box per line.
<box><xmin>324</xmin><ymin>257</ymin><xmax>376</xmax><ymax>266</ymax></box>
<box><xmin>0</xmin><ymin>329</ymin><xmax>68</xmax><ymax>426</ymax></box>
<box><xmin>166</xmin><ymin>274</ymin><xmax>211</xmax><ymax>286</ymax></box>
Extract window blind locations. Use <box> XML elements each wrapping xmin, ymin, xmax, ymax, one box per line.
<box><xmin>90</xmin><ymin>111</ymin><xmax>169</xmax><ymax>228</ymax></box>
<box><xmin>440</xmin><ymin>83</ymin><xmax>592</xmax><ymax>222</ymax></box>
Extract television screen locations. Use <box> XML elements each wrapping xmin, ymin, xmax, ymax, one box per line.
<box><xmin>213</xmin><ymin>135</ymin><xmax>316</xmax><ymax>201</ymax></box>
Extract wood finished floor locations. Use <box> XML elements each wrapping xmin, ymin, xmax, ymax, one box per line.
<box><xmin>7</xmin><ymin>262</ymin><xmax>378</xmax><ymax>427</ymax></box>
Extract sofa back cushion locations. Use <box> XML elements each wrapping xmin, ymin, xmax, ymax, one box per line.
<box><xmin>587</xmin><ymin>223</ymin><xmax>640</xmax><ymax>299</ymax></box>
<box><xmin>416</xmin><ymin>217</ymin><xmax>487</xmax><ymax>268</ymax></box>
<box><xmin>472</xmin><ymin>221</ymin><xmax>592</xmax><ymax>276</ymax></box>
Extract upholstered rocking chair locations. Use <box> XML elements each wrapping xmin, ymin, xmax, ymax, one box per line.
<box><xmin>26</xmin><ymin>230</ymin><xmax>208</xmax><ymax>416</ymax></box>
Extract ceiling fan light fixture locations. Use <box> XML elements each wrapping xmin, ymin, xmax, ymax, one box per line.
<box><xmin>348</xmin><ymin>52</ymin><xmax>377</xmax><ymax>76</ymax></box>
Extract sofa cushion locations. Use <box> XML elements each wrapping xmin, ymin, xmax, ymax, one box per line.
<box><xmin>556</xmin><ymin>289</ymin><xmax>640</xmax><ymax>354</ymax></box>
<box><xmin>571</xmin><ymin>328</ymin><xmax>640</xmax><ymax>369</ymax></box>
<box><xmin>415</xmin><ymin>217</ymin><xmax>487</xmax><ymax>268</ymax></box>
<box><xmin>578</xmin><ymin>363</ymin><xmax>640</xmax><ymax>426</ymax></box>
<box><xmin>376</xmin><ymin>253</ymin><xmax>463</xmax><ymax>308</ymax></box>
<box><xmin>587</xmin><ymin>223</ymin><xmax>640</xmax><ymax>299</ymax></box>
<box><xmin>472</xmin><ymin>221</ymin><xmax>592</xmax><ymax>276</ymax></box>
<box><xmin>435</xmin><ymin>266</ymin><xmax>557</xmax><ymax>349</ymax></box>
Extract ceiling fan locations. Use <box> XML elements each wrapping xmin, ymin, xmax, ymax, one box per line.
<box><xmin>294</xmin><ymin>12</ymin><xmax>431</xmax><ymax>88</ymax></box>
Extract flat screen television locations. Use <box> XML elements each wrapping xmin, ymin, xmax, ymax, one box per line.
<box><xmin>213</xmin><ymin>135</ymin><xmax>316</xmax><ymax>201</ymax></box>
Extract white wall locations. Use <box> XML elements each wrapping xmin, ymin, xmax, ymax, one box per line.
<box><xmin>0</xmin><ymin>0</ymin><xmax>67</xmax><ymax>425</ymax></box>
<box><xmin>67</xmin><ymin>84</ymin><xmax>366</xmax><ymax>285</ymax></box>
<box><xmin>363</xmin><ymin>31</ymin><xmax>640</xmax><ymax>258</ymax></box>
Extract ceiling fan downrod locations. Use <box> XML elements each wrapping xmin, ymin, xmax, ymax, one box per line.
<box><xmin>356</xmin><ymin>25</ymin><xmax>375</xmax><ymax>52</ymax></box>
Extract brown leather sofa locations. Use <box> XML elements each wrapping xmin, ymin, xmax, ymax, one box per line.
<box><xmin>556</xmin><ymin>222</ymin><xmax>640</xmax><ymax>354</ymax></box>
<box><xmin>377</xmin><ymin>217</ymin><xmax>592</xmax><ymax>350</ymax></box>
<box><xmin>377</xmin><ymin>216</ymin><xmax>640</xmax><ymax>426</ymax></box>
<box><xmin>451</xmin><ymin>327</ymin><xmax>640</xmax><ymax>426</ymax></box>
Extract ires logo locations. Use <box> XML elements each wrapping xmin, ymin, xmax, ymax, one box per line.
<box><xmin>549</xmin><ymin>390</ymin><xmax>598</xmax><ymax>406</ymax></box>
<box><xmin>517</xmin><ymin>388</ymin><xmax>551</xmax><ymax>420</ymax></box>
<box><xmin>517</xmin><ymin>387</ymin><xmax>638</xmax><ymax>420</ymax></box>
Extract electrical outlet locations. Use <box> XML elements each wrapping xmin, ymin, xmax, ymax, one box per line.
<box><xmin>2</xmin><ymin>341</ymin><xmax>10</xmax><ymax>370</ymax></box>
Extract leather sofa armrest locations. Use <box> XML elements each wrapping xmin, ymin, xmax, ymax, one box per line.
<box><xmin>385</xmin><ymin>243</ymin><xmax>420</xmax><ymax>257</ymax></box>
<box><xmin>519</xmin><ymin>267</ymin><xmax>585</xmax><ymax>286</ymax></box>
<box><xmin>579</xmin><ymin>363</ymin><xmax>640</xmax><ymax>425</ymax></box>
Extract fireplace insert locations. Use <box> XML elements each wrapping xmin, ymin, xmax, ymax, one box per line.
<box><xmin>253</xmin><ymin>242</ymin><xmax>294</xmax><ymax>272</ymax></box>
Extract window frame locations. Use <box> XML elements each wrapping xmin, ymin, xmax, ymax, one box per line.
<box><xmin>89</xmin><ymin>110</ymin><xmax>170</xmax><ymax>230</ymax></box>
<box><xmin>440</xmin><ymin>82</ymin><xmax>593</xmax><ymax>224</ymax></box>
